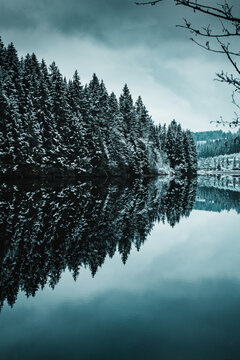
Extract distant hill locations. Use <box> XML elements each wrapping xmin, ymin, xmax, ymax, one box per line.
<box><xmin>192</xmin><ymin>130</ymin><xmax>233</xmax><ymax>142</ymax></box>
<box><xmin>192</xmin><ymin>129</ymin><xmax>240</xmax><ymax>158</ymax></box>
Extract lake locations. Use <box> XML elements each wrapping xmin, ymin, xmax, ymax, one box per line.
<box><xmin>0</xmin><ymin>175</ymin><xmax>240</xmax><ymax>360</ymax></box>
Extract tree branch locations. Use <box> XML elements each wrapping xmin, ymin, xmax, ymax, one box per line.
<box><xmin>175</xmin><ymin>0</ymin><xmax>240</xmax><ymax>23</ymax></box>
<box><xmin>220</xmin><ymin>43</ymin><xmax>240</xmax><ymax>75</ymax></box>
<box><xmin>135</xmin><ymin>0</ymin><xmax>240</xmax><ymax>127</ymax></box>
<box><xmin>190</xmin><ymin>37</ymin><xmax>240</xmax><ymax>56</ymax></box>
<box><xmin>135</xmin><ymin>0</ymin><xmax>162</xmax><ymax>5</ymax></box>
<box><xmin>176</xmin><ymin>24</ymin><xmax>240</xmax><ymax>38</ymax></box>
<box><xmin>136</xmin><ymin>0</ymin><xmax>240</xmax><ymax>23</ymax></box>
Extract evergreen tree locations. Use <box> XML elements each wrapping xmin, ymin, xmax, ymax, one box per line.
<box><xmin>183</xmin><ymin>130</ymin><xmax>197</xmax><ymax>174</ymax></box>
<box><xmin>38</xmin><ymin>60</ymin><xmax>57</xmax><ymax>164</ymax></box>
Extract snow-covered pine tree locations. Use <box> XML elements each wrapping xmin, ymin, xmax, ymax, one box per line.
<box><xmin>2</xmin><ymin>43</ymin><xmax>25</xmax><ymax>167</ymax></box>
<box><xmin>38</xmin><ymin>59</ymin><xmax>58</xmax><ymax>165</ymax></box>
<box><xmin>49</xmin><ymin>61</ymin><xmax>72</xmax><ymax>167</ymax></box>
<box><xmin>119</xmin><ymin>85</ymin><xmax>141</xmax><ymax>175</ymax></box>
<box><xmin>134</xmin><ymin>96</ymin><xmax>152</xmax><ymax>174</ymax></box>
<box><xmin>175</xmin><ymin>123</ymin><xmax>187</xmax><ymax>172</ymax></box>
<box><xmin>67</xmin><ymin>70</ymin><xmax>87</xmax><ymax>170</ymax></box>
<box><xmin>105</xmin><ymin>92</ymin><xmax>129</xmax><ymax>176</ymax></box>
<box><xmin>166</xmin><ymin>120</ymin><xmax>178</xmax><ymax>169</ymax></box>
<box><xmin>0</xmin><ymin>72</ymin><xmax>9</xmax><ymax>166</ymax></box>
<box><xmin>21</xmin><ymin>53</ymin><xmax>44</xmax><ymax>165</ymax></box>
<box><xmin>183</xmin><ymin>130</ymin><xmax>197</xmax><ymax>174</ymax></box>
<box><xmin>86</xmin><ymin>74</ymin><xmax>108</xmax><ymax>175</ymax></box>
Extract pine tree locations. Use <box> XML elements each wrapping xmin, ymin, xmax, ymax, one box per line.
<box><xmin>22</xmin><ymin>53</ymin><xmax>44</xmax><ymax>165</ymax></box>
<box><xmin>49</xmin><ymin>61</ymin><xmax>71</xmax><ymax>167</ymax></box>
<box><xmin>183</xmin><ymin>130</ymin><xmax>197</xmax><ymax>174</ymax></box>
<box><xmin>119</xmin><ymin>85</ymin><xmax>141</xmax><ymax>175</ymax></box>
<box><xmin>106</xmin><ymin>92</ymin><xmax>128</xmax><ymax>175</ymax></box>
<box><xmin>38</xmin><ymin>60</ymin><xmax>57</xmax><ymax>165</ymax></box>
<box><xmin>166</xmin><ymin>120</ymin><xmax>178</xmax><ymax>169</ymax></box>
<box><xmin>0</xmin><ymin>73</ymin><xmax>9</xmax><ymax>165</ymax></box>
<box><xmin>67</xmin><ymin>71</ymin><xmax>87</xmax><ymax>169</ymax></box>
<box><xmin>2</xmin><ymin>43</ymin><xmax>25</xmax><ymax>166</ymax></box>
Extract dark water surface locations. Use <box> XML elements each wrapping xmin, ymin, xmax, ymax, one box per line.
<box><xmin>0</xmin><ymin>176</ymin><xmax>240</xmax><ymax>360</ymax></box>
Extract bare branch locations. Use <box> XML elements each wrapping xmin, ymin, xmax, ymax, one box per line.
<box><xmin>136</xmin><ymin>0</ymin><xmax>240</xmax><ymax>23</ymax></box>
<box><xmin>232</xmin><ymin>91</ymin><xmax>240</xmax><ymax>110</ymax></box>
<box><xmin>216</xmin><ymin>72</ymin><xmax>240</xmax><ymax>90</ymax></box>
<box><xmin>219</xmin><ymin>42</ymin><xmax>240</xmax><ymax>75</ymax></box>
<box><xmin>175</xmin><ymin>0</ymin><xmax>240</xmax><ymax>23</ymax></box>
<box><xmin>135</xmin><ymin>0</ymin><xmax>240</xmax><ymax>127</ymax></box>
<box><xmin>135</xmin><ymin>0</ymin><xmax>162</xmax><ymax>5</ymax></box>
<box><xmin>190</xmin><ymin>37</ymin><xmax>240</xmax><ymax>56</ymax></box>
<box><xmin>176</xmin><ymin>23</ymin><xmax>240</xmax><ymax>38</ymax></box>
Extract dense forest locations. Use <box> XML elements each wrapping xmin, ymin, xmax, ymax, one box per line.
<box><xmin>0</xmin><ymin>38</ymin><xmax>197</xmax><ymax>178</ymax></box>
<box><xmin>192</xmin><ymin>130</ymin><xmax>233</xmax><ymax>142</ymax></box>
<box><xmin>192</xmin><ymin>130</ymin><xmax>240</xmax><ymax>159</ymax></box>
<box><xmin>0</xmin><ymin>177</ymin><xmax>197</xmax><ymax>309</ymax></box>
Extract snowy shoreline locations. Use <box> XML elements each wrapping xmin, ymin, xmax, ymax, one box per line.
<box><xmin>198</xmin><ymin>170</ymin><xmax>240</xmax><ymax>176</ymax></box>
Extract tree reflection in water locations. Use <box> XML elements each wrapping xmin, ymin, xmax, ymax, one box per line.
<box><xmin>0</xmin><ymin>177</ymin><xmax>197</xmax><ymax>309</ymax></box>
<box><xmin>195</xmin><ymin>175</ymin><xmax>240</xmax><ymax>214</ymax></box>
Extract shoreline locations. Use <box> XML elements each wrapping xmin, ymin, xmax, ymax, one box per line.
<box><xmin>198</xmin><ymin>170</ymin><xmax>240</xmax><ymax>176</ymax></box>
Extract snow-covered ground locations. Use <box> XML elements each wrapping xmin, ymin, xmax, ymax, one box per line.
<box><xmin>198</xmin><ymin>153</ymin><xmax>240</xmax><ymax>172</ymax></box>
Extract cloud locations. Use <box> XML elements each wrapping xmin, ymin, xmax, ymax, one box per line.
<box><xmin>0</xmin><ymin>0</ymin><xmax>189</xmax><ymax>48</ymax></box>
<box><xmin>1</xmin><ymin>0</ymin><xmax>239</xmax><ymax>50</ymax></box>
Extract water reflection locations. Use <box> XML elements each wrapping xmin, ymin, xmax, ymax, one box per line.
<box><xmin>0</xmin><ymin>177</ymin><xmax>197</xmax><ymax>310</ymax></box>
<box><xmin>195</xmin><ymin>175</ymin><xmax>240</xmax><ymax>213</ymax></box>
<box><xmin>1</xmin><ymin>176</ymin><xmax>240</xmax><ymax>360</ymax></box>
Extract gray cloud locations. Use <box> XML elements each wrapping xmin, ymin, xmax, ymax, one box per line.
<box><xmin>0</xmin><ymin>0</ymin><xmax>36</xmax><ymax>30</ymax></box>
<box><xmin>0</xmin><ymin>0</ymin><xmax>190</xmax><ymax>47</ymax></box>
<box><xmin>1</xmin><ymin>0</ymin><xmax>239</xmax><ymax>49</ymax></box>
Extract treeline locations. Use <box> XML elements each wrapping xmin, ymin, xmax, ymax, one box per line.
<box><xmin>0</xmin><ymin>38</ymin><xmax>197</xmax><ymax>178</ymax></box>
<box><xmin>197</xmin><ymin>135</ymin><xmax>240</xmax><ymax>158</ymax></box>
<box><xmin>192</xmin><ymin>130</ymin><xmax>232</xmax><ymax>142</ymax></box>
<box><xmin>0</xmin><ymin>177</ymin><xmax>197</xmax><ymax>309</ymax></box>
<box><xmin>192</xmin><ymin>130</ymin><xmax>240</xmax><ymax>158</ymax></box>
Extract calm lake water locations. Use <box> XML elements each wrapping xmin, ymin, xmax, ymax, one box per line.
<box><xmin>0</xmin><ymin>175</ymin><xmax>240</xmax><ymax>360</ymax></box>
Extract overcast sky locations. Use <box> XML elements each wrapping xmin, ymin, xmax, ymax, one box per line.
<box><xmin>1</xmin><ymin>0</ymin><xmax>239</xmax><ymax>131</ymax></box>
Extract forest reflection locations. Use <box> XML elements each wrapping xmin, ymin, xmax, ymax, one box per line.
<box><xmin>0</xmin><ymin>177</ymin><xmax>197</xmax><ymax>309</ymax></box>
<box><xmin>195</xmin><ymin>175</ymin><xmax>240</xmax><ymax>214</ymax></box>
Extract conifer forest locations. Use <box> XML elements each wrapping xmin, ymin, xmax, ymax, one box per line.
<box><xmin>0</xmin><ymin>39</ymin><xmax>197</xmax><ymax>179</ymax></box>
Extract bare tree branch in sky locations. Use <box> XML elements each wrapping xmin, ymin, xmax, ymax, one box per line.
<box><xmin>136</xmin><ymin>0</ymin><xmax>240</xmax><ymax>127</ymax></box>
